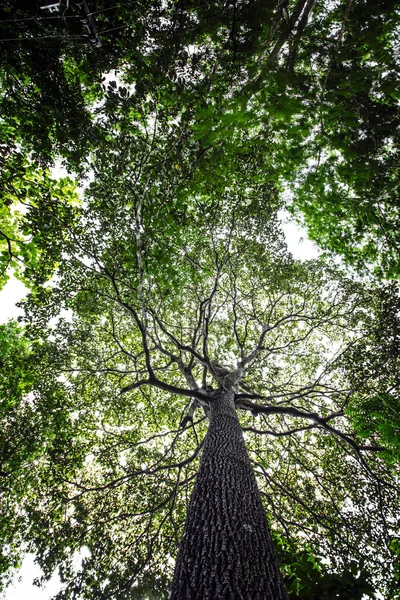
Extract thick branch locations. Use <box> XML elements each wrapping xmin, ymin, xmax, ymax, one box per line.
<box><xmin>120</xmin><ymin>374</ymin><xmax>209</xmax><ymax>403</ymax></box>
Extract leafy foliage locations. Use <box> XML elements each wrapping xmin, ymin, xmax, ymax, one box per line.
<box><xmin>0</xmin><ymin>321</ymin><xmax>44</xmax><ymax>587</ymax></box>
<box><xmin>274</xmin><ymin>536</ymin><xmax>374</xmax><ymax>600</ymax></box>
<box><xmin>2</xmin><ymin>0</ymin><xmax>399</xmax><ymax>278</ymax></box>
<box><xmin>344</xmin><ymin>284</ymin><xmax>400</xmax><ymax>465</ymax></box>
<box><xmin>0</xmin><ymin>145</ymin><xmax>80</xmax><ymax>288</ymax></box>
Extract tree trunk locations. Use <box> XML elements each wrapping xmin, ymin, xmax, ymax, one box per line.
<box><xmin>169</xmin><ymin>389</ymin><xmax>288</xmax><ymax>600</ymax></box>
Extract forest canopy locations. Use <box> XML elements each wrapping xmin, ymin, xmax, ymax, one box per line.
<box><xmin>0</xmin><ymin>1</ymin><xmax>399</xmax><ymax>599</ymax></box>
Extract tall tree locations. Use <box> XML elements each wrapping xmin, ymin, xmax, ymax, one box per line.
<box><xmin>4</xmin><ymin>138</ymin><xmax>397</xmax><ymax>597</ymax></box>
<box><xmin>1</xmin><ymin>0</ymin><xmax>399</xmax><ymax>597</ymax></box>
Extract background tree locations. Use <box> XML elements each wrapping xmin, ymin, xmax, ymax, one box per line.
<box><xmin>1</xmin><ymin>0</ymin><xmax>399</xmax><ymax>277</ymax></box>
<box><xmin>0</xmin><ymin>144</ymin><xmax>79</xmax><ymax>289</ymax></box>
<box><xmin>0</xmin><ymin>321</ymin><xmax>77</xmax><ymax>591</ymax></box>
<box><xmin>344</xmin><ymin>284</ymin><xmax>400</xmax><ymax>464</ymax></box>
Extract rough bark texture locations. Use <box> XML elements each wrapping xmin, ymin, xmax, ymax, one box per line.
<box><xmin>170</xmin><ymin>389</ymin><xmax>288</xmax><ymax>600</ymax></box>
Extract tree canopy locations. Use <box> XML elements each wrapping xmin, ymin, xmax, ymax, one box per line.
<box><xmin>1</xmin><ymin>0</ymin><xmax>400</xmax><ymax>598</ymax></box>
<box><xmin>1</xmin><ymin>0</ymin><xmax>399</xmax><ymax>278</ymax></box>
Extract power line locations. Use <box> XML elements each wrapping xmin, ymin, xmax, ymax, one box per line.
<box><xmin>0</xmin><ymin>13</ymin><xmax>78</xmax><ymax>23</ymax></box>
<box><xmin>0</xmin><ymin>22</ymin><xmax>130</xmax><ymax>43</ymax></box>
<box><xmin>0</xmin><ymin>1</ymin><xmax>138</xmax><ymax>24</ymax></box>
<box><xmin>0</xmin><ymin>33</ymin><xmax>88</xmax><ymax>42</ymax></box>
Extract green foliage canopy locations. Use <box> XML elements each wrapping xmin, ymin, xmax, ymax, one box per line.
<box><xmin>1</xmin><ymin>0</ymin><xmax>399</xmax><ymax>278</ymax></box>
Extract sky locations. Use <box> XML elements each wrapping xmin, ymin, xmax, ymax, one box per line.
<box><xmin>0</xmin><ymin>217</ymin><xmax>320</xmax><ymax>599</ymax></box>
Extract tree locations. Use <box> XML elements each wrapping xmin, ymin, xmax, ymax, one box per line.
<box><xmin>169</xmin><ymin>387</ymin><xmax>288</xmax><ymax>599</ymax></box>
<box><xmin>285</xmin><ymin>1</ymin><xmax>400</xmax><ymax>278</ymax></box>
<box><xmin>3</xmin><ymin>149</ymin><xmax>396</xmax><ymax>598</ymax></box>
<box><xmin>0</xmin><ymin>320</ymin><xmax>35</xmax><ymax>587</ymax></box>
<box><xmin>1</xmin><ymin>0</ymin><xmax>400</xmax><ymax>597</ymax></box>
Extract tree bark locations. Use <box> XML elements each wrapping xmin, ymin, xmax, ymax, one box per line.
<box><xmin>169</xmin><ymin>389</ymin><xmax>288</xmax><ymax>600</ymax></box>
